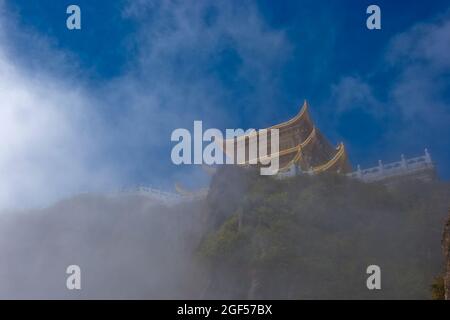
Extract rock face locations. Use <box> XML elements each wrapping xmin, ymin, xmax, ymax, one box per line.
<box><xmin>443</xmin><ymin>210</ymin><xmax>450</xmax><ymax>300</ymax></box>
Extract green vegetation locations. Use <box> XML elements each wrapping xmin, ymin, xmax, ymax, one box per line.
<box><xmin>199</xmin><ymin>167</ymin><xmax>450</xmax><ymax>299</ymax></box>
<box><xmin>431</xmin><ymin>275</ymin><xmax>445</xmax><ymax>300</ymax></box>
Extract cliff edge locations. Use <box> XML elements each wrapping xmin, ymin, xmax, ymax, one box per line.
<box><xmin>443</xmin><ymin>210</ymin><xmax>450</xmax><ymax>299</ymax></box>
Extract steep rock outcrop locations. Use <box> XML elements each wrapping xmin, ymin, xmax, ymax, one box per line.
<box><xmin>443</xmin><ymin>210</ymin><xmax>450</xmax><ymax>300</ymax></box>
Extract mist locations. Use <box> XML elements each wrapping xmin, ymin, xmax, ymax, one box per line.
<box><xmin>0</xmin><ymin>167</ymin><xmax>448</xmax><ymax>299</ymax></box>
<box><xmin>0</xmin><ymin>194</ymin><xmax>207</xmax><ymax>299</ymax></box>
<box><xmin>0</xmin><ymin>0</ymin><xmax>449</xmax><ymax>300</ymax></box>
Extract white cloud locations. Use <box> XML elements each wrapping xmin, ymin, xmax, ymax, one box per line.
<box><xmin>329</xmin><ymin>14</ymin><xmax>450</xmax><ymax>153</ymax></box>
<box><xmin>0</xmin><ymin>12</ymin><xmax>118</xmax><ymax>210</ymax></box>
<box><xmin>387</xmin><ymin>18</ymin><xmax>450</xmax><ymax>70</ymax></box>
<box><xmin>0</xmin><ymin>0</ymin><xmax>290</xmax><ymax>210</ymax></box>
<box><xmin>119</xmin><ymin>0</ymin><xmax>290</xmax><ymax>125</ymax></box>
<box><xmin>330</xmin><ymin>76</ymin><xmax>383</xmax><ymax>116</ymax></box>
<box><xmin>387</xmin><ymin>17</ymin><xmax>450</xmax><ymax>125</ymax></box>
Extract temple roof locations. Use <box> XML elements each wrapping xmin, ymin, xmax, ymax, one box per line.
<box><xmin>269</xmin><ymin>99</ymin><xmax>311</xmax><ymax>130</ymax></box>
<box><xmin>219</xmin><ymin>100</ymin><xmax>351</xmax><ymax>174</ymax></box>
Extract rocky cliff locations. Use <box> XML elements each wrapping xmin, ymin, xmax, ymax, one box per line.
<box><xmin>443</xmin><ymin>210</ymin><xmax>450</xmax><ymax>300</ymax></box>
<box><xmin>200</xmin><ymin>167</ymin><xmax>450</xmax><ymax>299</ymax></box>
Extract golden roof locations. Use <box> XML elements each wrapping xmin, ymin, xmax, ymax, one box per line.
<box><xmin>218</xmin><ymin>100</ymin><xmax>351</xmax><ymax>174</ymax></box>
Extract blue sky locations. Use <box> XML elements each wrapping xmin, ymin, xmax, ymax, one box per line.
<box><xmin>0</xmin><ymin>0</ymin><xmax>449</xmax><ymax>209</ymax></box>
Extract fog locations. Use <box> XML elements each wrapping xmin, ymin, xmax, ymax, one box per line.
<box><xmin>0</xmin><ymin>167</ymin><xmax>449</xmax><ymax>299</ymax></box>
<box><xmin>0</xmin><ymin>194</ymin><xmax>207</xmax><ymax>299</ymax></box>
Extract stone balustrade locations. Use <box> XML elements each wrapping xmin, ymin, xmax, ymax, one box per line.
<box><xmin>346</xmin><ymin>149</ymin><xmax>434</xmax><ymax>183</ymax></box>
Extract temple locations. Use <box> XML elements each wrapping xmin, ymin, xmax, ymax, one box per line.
<box><xmin>167</xmin><ymin>101</ymin><xmax>436</xmax><ymax>200</ymax></box>
<box><xmin>221</xmin><ymin>100</ymin><xmax>352</xmax><ymax>175</ymax></box>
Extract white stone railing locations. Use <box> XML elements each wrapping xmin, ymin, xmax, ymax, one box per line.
<box><xmin>115</xmin><ymin>186</ymin><xmax>186</xmax><ymax>205</ymax></box>
<box><xmin>277</xmin><ymin>148</ymin><xmax>435</xmax><ymax>182</ymax></box>
<box><xmin>116</xmin><ymin>150</ymin><xmax>434</xmax><ymax>197</ymax></box>
<box><xmin>346</xmin><ymin>149</ymin><xmax>434</xmax><ymax>182</ymax></box>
